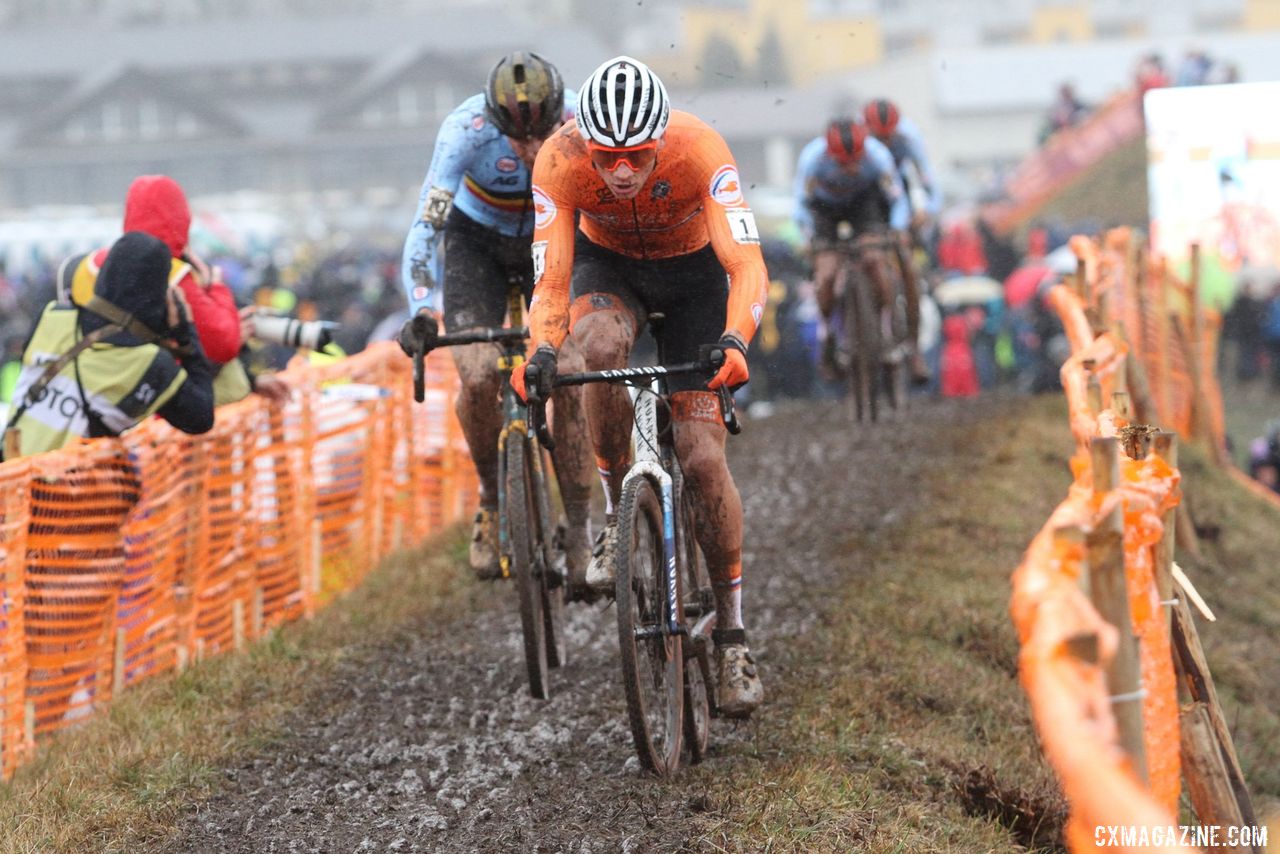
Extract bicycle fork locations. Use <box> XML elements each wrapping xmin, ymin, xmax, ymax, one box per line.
<box><xmin>627</xmin><ymin>387</ymin><xmax>683</xmax><ymax>640</ymax></box>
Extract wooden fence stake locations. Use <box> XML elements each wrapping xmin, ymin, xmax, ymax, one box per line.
<box><xmin>252</xmin><ymin>586</ymin><xmax>264</xmax><ymax>640</ymax></box>
<box><xmin>1123</xmin><ymin>333</ymin><xmax>1159</xmax><ymax>426</ymax></box>
<box><xmin>1181</xmin><ymin>703</ymin><xmax>1246</xmax><ymax>834</ymax></box>
<box><xmin>24</xmin><ymin>701</ymin><xmax>34</xmax><ymax>745</ymax></box>
<box><xmin>1</xmin><ymin>429</ymin><xmax>19</xmax><ymax>461</ymax></box>
<box><xmin>1151</xmin><ymin>432</ymin><xmax>1177</xmax><ymax>629</ymax></box>
<box><xmin>1155</xmin><ymin>257</ymin><xmax>1172</xmax><ymax>426</ymax></box>
<box><xmin>1087</xmin><ymin>437</ymin><xmax>1148</xmax><ymax>783</ymax></box>
<box><xmin>311</xmin><ymin>518</ymin><xmax>323</xmax><ymax>596</ymax></box>
<box><xmin>1171</xmin><ymin>313</ymin><xmax>1226</xmax><ymax>465</ymax></box>
<box><xmin>1172</xmin><ymin>596</ymin><xmax>1258</xmax><ymax>835</ymax></box>
<box><xmin>232</xmin><ymin>599</ymin><xmax>245</xmax><ymax>652</ymax></box>
<box><xmin>1112</xmin><ymin>391</ymin><xmax>1131</xmax><ymax>420</ymax></box>
<box><xmin>113</xmin><ymin>627</ymin><xmax>127</xmax><ymax>698</ymax></box>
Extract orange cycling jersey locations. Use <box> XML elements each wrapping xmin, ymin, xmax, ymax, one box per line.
<box><xmin>528</xmin><ymin>110</ymin><xmax>768</xmax><ymax>350</ymax></box>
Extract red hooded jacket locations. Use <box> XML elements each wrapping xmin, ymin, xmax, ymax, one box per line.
<box><xmin>940</xmin><ymin>314</ymin><xmax>980</xmax><ymax>398</ymax></box>
<box><xmin>86</xmin><ymin>176</ymin><xmax>242</xmax><ymax>365</ymax></box>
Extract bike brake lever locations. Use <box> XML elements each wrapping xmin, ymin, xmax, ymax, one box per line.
<box><xmin>410</xmin><ymin>313</ymin><xmax>440</xmax><ymax>404</ymax></box>
<box><xmin>412</xmin><ymin>344</ymin><xmax>425</xmax><ymax>403</ymax></box>
<box><xmin>523</xmin><ymin>364</ymin><xmax>557</xmax><ymax>450</ymax></box>
<box><xmin>717</xmin><ymin>386</ymin><xmax>742</xmax><ymax>435</ymax></box>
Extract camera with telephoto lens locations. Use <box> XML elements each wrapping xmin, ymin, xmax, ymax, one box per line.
<box><xmin>253</xmin><ymin>314</ymin><xmax>339</xmax><ymax>352</ymax></box>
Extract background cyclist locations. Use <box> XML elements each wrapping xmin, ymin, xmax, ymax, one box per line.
<box><xmin>511</xmin><ymin>56</ymin><xmax>766</xmax><ymax>718</ymax></box>
<box><xmin>398</xmin><ymin>52</ymin><xmax>594</xmax><ymax>585</ymax></box>
<box><xmin>793</xmin><ymin>118</ymin><xmax>928</xmax><ymax>383</ymax></box>
<box><xmin>863</xmin><ymin>98</ymin><xmax>944</xmax><ymax>267</ymax></box>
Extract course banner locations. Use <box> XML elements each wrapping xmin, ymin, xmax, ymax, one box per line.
<box><xmin>1146</xmin><ymin>82</ymin><xmax>1280</xmax><ymax>307</ymax></box>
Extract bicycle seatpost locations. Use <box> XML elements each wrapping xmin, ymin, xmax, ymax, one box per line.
<box><xmin>648</xmin><ymin>312</ymin><xmax>666</xmax><ymax>364</ymax></box>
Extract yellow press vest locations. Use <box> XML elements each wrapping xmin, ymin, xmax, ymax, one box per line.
<box><xmin>2</xmin><ymin>303</ymin><xmax>185</xmax><ymax>458</ymax></box>
<box><xmin>67</xmin><ymin>253</ymin><xmax>252</xmax><ymax>406</ymax></box>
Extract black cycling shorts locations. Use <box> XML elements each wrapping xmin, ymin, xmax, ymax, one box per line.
<box><xmin>442</xmin><ymin>207</ymin><xmax>534</xmax><ymax>332</ymax></box>
<box><xmin>569</xmin><ymin>233</ymin><xmax>728</xmax><ymax>393</ymax></box>
<box><xmin>807</xmin><ymin>187</ymin><xmax>890</xmax><ymax>242</ymax></box>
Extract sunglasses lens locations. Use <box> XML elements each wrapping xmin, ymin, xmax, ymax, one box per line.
<box><xmin>589</xmin><ymin>145</ymin><xmax>657</xmax><ymax>172</ymax></box>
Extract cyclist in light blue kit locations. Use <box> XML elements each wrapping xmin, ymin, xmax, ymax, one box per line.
<box><xmin>794</xmin><ymin>118</ymin><xmax>928</xmax><ymax>382</ymax></box>
<box><xmin>398</xmin><ymin>52</ymin><xmax>593</xmax><ymax>583</ymax></box>
<box><xmin>862</xmin><ymin>99</ymin><xmax>943</xmax><ymax>230</ymax></box>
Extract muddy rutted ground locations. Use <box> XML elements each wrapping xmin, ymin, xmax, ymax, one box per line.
<box><xmin>164</xmin><ymin>396</ymin><xmax>996</xmax><ymax>854</ymax></box>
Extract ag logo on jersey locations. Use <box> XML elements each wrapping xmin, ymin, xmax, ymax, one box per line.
<box><xmin>532</xmin><ymin>185</ymin><xmax>557</xmax><ymax>229</ymax></box>
<box><xmin>710</xmin><ymin>164</ymin><xmax>744</xmax><ymax>207</ymax></box>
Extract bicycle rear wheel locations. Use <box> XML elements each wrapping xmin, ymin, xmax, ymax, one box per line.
<box><xmin>675</xmin><ymin>467</ymin><xmax>712</xmax><ymax>763</ymax></box>
<box><xmin>506</xmin><ymin>438</ymin><xmax>551</xmax><ymax>699</ymax></box>
<box><xmin>615</xmin><ymin>475</ymin><xmax>684</xmax><ymax>775</ymax></box>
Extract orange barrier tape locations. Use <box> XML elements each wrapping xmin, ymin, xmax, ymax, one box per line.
<box><xmin>1012</xmin><ymin>234</ymin><xmax>1208</xmax><ymax>851</ymax></box>
<box><xmin>0</xmin><ymin>341</ymin><xmax>476</xmax><ymax>777</ymax></box>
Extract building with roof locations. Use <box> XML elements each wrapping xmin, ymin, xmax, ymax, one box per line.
<box><xmin>0</xmin><ymin>7</ymin><xmax>606</xmax><ymax>214</ymax></box>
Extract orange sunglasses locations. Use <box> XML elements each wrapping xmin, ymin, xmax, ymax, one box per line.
<box><xmin>587</xmin><ymin>140</ymin><xmax>659</xmax><ymax>173</ymax></box>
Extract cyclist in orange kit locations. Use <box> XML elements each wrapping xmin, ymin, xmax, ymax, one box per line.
<box><xmin>510</xmin><ymin>56</ymin><xmax>766</xmax><ymax>717</ymax></box>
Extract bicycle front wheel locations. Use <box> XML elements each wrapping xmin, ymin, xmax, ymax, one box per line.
<box><xmin>845</xmin><ymin>263</ymin><xmax>882</xmax><ymax>423</ymax></box>
<box><xmin>506</xmin><ymin>438</ymin><xmax>550</xmax><ymax>699</ymax></box>
<box><xmin>615</xmin><ymin>476</ymin><xmax>684</xmax><ymax>775</ymax></box>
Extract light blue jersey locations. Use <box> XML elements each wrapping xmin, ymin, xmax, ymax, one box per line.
<box><xmin>401</xmin><ymin>91</ymin><xmax>576</xmax><ymax>314</ymax></box>
<box><xmin>792</xmin><ymin>134</ymin><xmax>909</xmax><ymax>235</ymax></box>
<box><xmin>880</xmin><ymin>117</ymin><xmax>942</xmax><ymax>217</ymax></box>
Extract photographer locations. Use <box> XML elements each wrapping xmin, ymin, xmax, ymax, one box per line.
<box><xmin>59</xmin><ymin>175</ymin><xmax>287</xmax><ymax>406</ymax></box>
<box><xmin>2</xmin><ymin>232</ymin><xmax>215</xmax><ymax>459</ymax></box>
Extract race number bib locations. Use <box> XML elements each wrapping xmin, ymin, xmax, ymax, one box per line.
<box><xmin>724</xmin><ymin>208</ymin><xmax>760</xmax><ymax>245</ymax></box>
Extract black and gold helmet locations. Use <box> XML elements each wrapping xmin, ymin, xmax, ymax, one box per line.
<box><xmin>484</xmin><ymin>51</ymin><xmax>564</xmax><ymax>140</ymax></box>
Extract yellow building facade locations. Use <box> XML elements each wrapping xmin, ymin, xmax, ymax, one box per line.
<box><xmin>1029</xmin><ymin>5</ymin><xmax>1093</xmax><ymax>42</ymax></box>
<box><xmin>663</xmin><ymin>0</ymin><xmax>884</xmax><ymax>85</ymax></box>
<box><xmin>653</xmin><ymin>0</ymin><xmax>1280</xmax><ymax>86</ymax></box>
<box><xmin>1244</xmin><ymin>0</ymin><xmax>1280</xmax><ymax>29</ymax></box>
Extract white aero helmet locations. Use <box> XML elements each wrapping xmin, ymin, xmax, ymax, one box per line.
<box><xmin>576</xmin><ymin>55</ymin><xmax>670</xmax><ymax>148</ymax></box>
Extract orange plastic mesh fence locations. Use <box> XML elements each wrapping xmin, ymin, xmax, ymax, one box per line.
<box><xmin>25</xmin><ymin>442</ymin><xmax>139</xmax><ymax>736</ymax></box>
<box><xmin>0</xmin><ymin>457</ymin><xmax>30</xmax><ymax>778</ymax></box>
<box><xmin>117</xmin><ymin>424</ymin><xmax>188</xmax><ymax>687</ymax></box>
<box><xmin>1079</xmin><ymin>229</ymin><xmax>1226</xmax><ymax>445</ymax></box>
<box><xmin>0</xmin><ymin>341</ymin><xmax>474</xmax><ymax>778</ymax></box>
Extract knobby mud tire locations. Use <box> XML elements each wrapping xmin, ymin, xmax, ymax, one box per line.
<box><xmin>845</xmin><ymin>263</ymin><xmax>882</xmax><ymax>423</ymax></box>
<box><xmin>675</xmin><ymin>466</ymin><xmax>712</xmax><ymax>763</ymax></box>
<box><xmin>615</xmin><ymin>476</ymin><xmax>684</xmax><ymax>776</ymax></box>
<box><xmin>506</xmin><ymin>439</ymin><xmax>550</xmax><ymax>700</ymax></box>
<box><xmin>533</xmin><ymin>450</ymin><xmax>566</xmax><ymax>670</ymax></box>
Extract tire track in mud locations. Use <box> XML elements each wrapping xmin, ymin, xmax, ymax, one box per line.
<box><xmin>164</xmin><ymin>396</ymin><xmax>988</xmax><ymax>854</ymax></box>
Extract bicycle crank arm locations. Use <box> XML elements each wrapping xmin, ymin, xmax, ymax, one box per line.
<box><xmin>688</xmin><ymin>611</ymin><xmax>717</xmax><ymax>641</ymax></box>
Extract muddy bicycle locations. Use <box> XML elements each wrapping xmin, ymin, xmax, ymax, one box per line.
<box><xmin>829</xmin><ymin>227</ymin><xmax>917</xmax><ymax>422</ymax></box>
<box><xmin>527</xmin><ymin>326</ymin><xmax>738</xmax><ymax>775</ymax></box>
<box><xmin>410</xmin><ymin>287</ymin><xmax>566</xmax><ymax>700</ymax></box>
